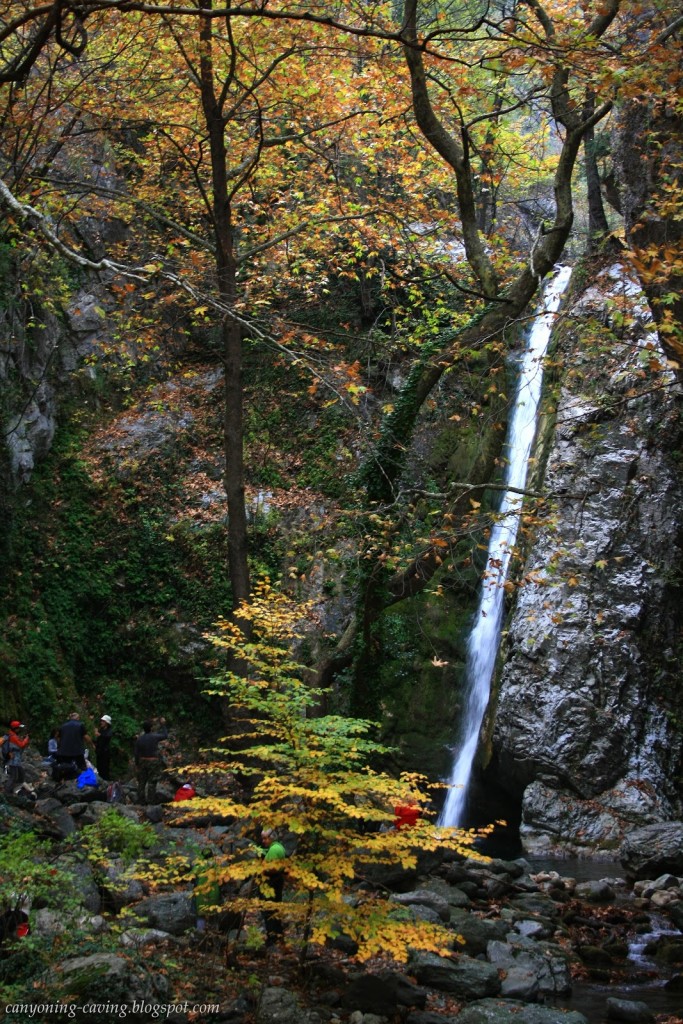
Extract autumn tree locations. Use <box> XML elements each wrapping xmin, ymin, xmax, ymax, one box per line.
<box><xmin>1</xmin><ymin>0</ymin><xmax>679</xmax><ymax>694</ymax></box>
<box><xmin>165</xmin><ymin>579</ymin><xmax>487</xmax><ymax>961</ymax></box>
<box><xmin>1</xmin><ymin>2</ymin><xmax>388</xmax><ymax>606</ymax></box>
<box><xmin>312</xmin><ymin>0</ymin><xmax>628</xmax><ymax>697</ymax></box>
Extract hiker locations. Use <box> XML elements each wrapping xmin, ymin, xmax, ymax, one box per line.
<box><xmin>394</xmin><ymin>796</ymin><xmax>421</xmax><ymax>831</ymax></box>
<box><xmin>259</xmin><ymin>828</ymin><xmax>287</xmax><ymax>946</ymax></box>
<box><xmin>174</xmin><ymin>782</ymin><xmax>196</xmax><ymax>802</ymax></box>
<box><xmin>55</xmin><ymin>711</ymin><xmax>90</xmax><ymax>776</ymax></box>
<box><xmin>46</xmin><ymin>728</ymin><xmax>59</xmax><ymax>761</ymax></box>
<box><xmin>0</xmin><ymin>908</ymin><xmax>29</xmax><ymax>945</ymax></box>
<box><xmin>95</xmin><ymin>714</ymin><xmax>113</xmax><ymax>780</ymax></box>
<box><xmin>134</xmin><ymin>717</ymin><xmax>168</xmax><ymax>804</ymax></box>
<box><xmin>3</xmin><ymin>721</ymin><xmax>30</xmax><ymax>792</ymax></box>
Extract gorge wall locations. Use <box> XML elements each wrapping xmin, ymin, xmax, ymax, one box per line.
<box><xmin>488</xmin><ymin>260</ymin><xmax>683</xmax><ymax>854</ymax></box>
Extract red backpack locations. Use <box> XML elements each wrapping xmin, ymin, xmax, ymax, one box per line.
<box><xmin>174</xmin><ymin>784</ymin><xmax>196</xmax><ymax>802</ymax></box>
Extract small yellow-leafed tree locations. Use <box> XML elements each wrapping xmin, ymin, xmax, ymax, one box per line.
<box><xmin>178</xmin><ymin>578</ymin><xmax>489</xmax><ymax>963</ymax></box>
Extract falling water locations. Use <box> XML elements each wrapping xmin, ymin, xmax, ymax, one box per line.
<box><xmin>439</xmin><ymin>265</ymin><xmax>573</xmax><ymax>828</ymax></box>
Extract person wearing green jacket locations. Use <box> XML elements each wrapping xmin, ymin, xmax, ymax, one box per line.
<box><xmin>260</xmin><ymin>829</ymin><xmax>286</xmax><ymax>946</ymax></box>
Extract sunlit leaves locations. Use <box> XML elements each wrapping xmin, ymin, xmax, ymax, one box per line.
<box><xmin>188</xmin><ymin>579</ymin><xmax>488</xmax><ymax>960</ymax></box>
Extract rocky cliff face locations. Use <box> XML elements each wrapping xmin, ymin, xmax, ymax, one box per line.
<box><xmin>490</xmin><ymin>261</ymin><xmax>683</xmax><ymax>854</ymax></box>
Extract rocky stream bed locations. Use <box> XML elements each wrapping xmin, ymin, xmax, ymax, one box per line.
<box><xmin>2</xmin><ymin>750</ymin><xmax>683</xmax><ymax>1024</ymax></box>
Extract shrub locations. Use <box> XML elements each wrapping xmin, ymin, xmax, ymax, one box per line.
<box><xmin>178</xmin><ymin>579</ymin><xmax>489</xmax><ymax>961</ymax></box>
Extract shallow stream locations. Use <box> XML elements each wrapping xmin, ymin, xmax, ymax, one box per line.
<box><xmin>528</xmin><ymin>857</ymin><xmax>682</xmax><ymax>1023</ymax></box>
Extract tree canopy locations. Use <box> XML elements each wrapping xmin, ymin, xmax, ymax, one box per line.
<box><xmin>1</xmin><ymin>0</ymin><xmax>681</xmax><ymax>699</ymax></box>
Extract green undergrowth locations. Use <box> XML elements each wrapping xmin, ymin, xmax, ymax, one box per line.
<box><xmin>0</xmin><ymin>420</ymin><xmax>228</xmax><ymax>747</ymax></box>
<box><xmin>0</xmin><ymin>342</ymin><xmax>367</xmax><ymax>745</ymax></box>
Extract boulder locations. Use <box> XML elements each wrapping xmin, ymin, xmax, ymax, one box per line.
<box><xmin>620</xmin><ymin>822</ymin><xmax>683</xmax><ymax>880</ymax></box>
<box><xmin>486</xmin><ymin>938</ymin><xmax>572</xmax><ymax>995</ymax></box>
<box><xmin>34</xmin><ymin>797</ymin><xmax>77</xmax><ymax>838</ymax></box>
<box><xmin>60</xmin><ymin>859</ymin><xmax>101</xmax><ymax>913</ymax></box>
<box><xmin>574</xmin><ymin>880</ymin><xmax>616</xmax><ymax>903</ymax></box>
<box><xmin>341</xmin><ymin>971</ymin><xmax>426</xmax><ymax>1013</ymax></box>
<box><xmin>453</xmin><ymin>1000</ymin><xmax>588</xmax><ymax>1024</ymax></box>
<box><xmin>499</xmin><ymin>966</ymin><xmax>540</xmax><ymax>1002</ymax></box>
<box><xmin>449</xmin><ymin>909</ymin><xmax>510</xmax><ymax>955</ymax></box>
<box><xmin>129</xmin><ymin>892</ymin><xmax>195</xmax><ymax>935</ymax></box>
<box><xmin>31</xmin><ymin>909</ymin><xmax>66</xmax><ymax>938</ymax></box>
<box><xmin>391</xmin><ymin>889</ymin><xmax>451</xmax><ymax>921</ymax></box>
<box><xmin>514</xmin><ymin>920</ymin><xmax>551</xmax><ymax>940</ymax></box>
<box><xmin>81</xmin><ymin>915</ymin><xmax>108</xmax><ymax>934</ymax></box>
<box><xmin>102</xmin><ymin>860</ymin><xmax>146</xmax><ymax>912</ymax></box>
<box><xmin>406</xmin><ymin>904</ymin><xmax>443</xmax><ymax>924</ymax></box>
<box><xmin>643</xmin><ymin>873</ymin><xmax>681</xmax><ymax>893</ymax></box>
<box><xmin>257</xmin><ymin>987</ymin><xmax>301</xmax><ymax>1024</ymax></box>
<box><xmin>667</xmin><ymin>901</ymin><xmax>683</xmax><ymax>931</ymax></box>
<box><xmin>47</xmin><ymin>952</ymin><xmax>170</xmax><ymax>1009</ymax></box>
<box><xmin>120</xmin><ymin>928</ymin><xmax>178</xmax><ymax>948</ymax></box>
<box><xmin>605</xmin><ymin>997</ymin><xmax>655</xmax><ymax>1022</ymax></box>
<box><xmin>507</xmin><ymin>893</ymin><xmax>560</xmax><ymax>918</ymax></box>
<box><xmin>410</xmin><ymin>952</ymin><xmax>500</xmax><ymax>1000</ymax></box>
<box><xmin>361</xmin><ymin>859</ymin><xmax>418</xmax><ymax>893</ymax></box>
<box><xmin>423</xmin><ymin>876</ymin><xmax>473</xmax><ymax>909</ymax></box>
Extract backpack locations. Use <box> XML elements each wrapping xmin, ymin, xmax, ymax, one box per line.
<box><xmin>77</xmin><ymin>767</ymin><xmax>98</xmax><ymax>789</ymax></box>
<box><xmin>106</xmin><ymin>781</ymin><xmax>123</xmax><ymax>804</ymax></box>
<box><xmin>1</xmin><ymin>735</ymin><xmax>11</xmax><ymax>764</ymax></box>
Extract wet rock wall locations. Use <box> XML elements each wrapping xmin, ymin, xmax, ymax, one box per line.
<box><xmin>490</xmin><ymin>261</ymin><xmax>683</xmax><ymax>854</ymax></box>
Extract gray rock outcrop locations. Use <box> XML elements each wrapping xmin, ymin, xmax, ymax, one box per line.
<box><xmin>491</xmin><ymin>262</ymin><xmax>683</xmax><ymax>853</ymax></box>
<box><xmin>620</xmin><ymin>821</ymin><xmax>683</xmax><ymax>880</ymax></box>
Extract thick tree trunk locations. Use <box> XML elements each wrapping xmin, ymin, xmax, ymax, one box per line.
<box><xmin>584</xmin><ymin>125</ymin><xmax>609</xmax><ymax>247</ymax></box>
<box><xmin>200</xmin><ymin>5</ymin><xmax>251</xmax><ymax>606</ymax></box>
<box><xmin>583</xmin><ymin>93</ymin><xmax>609</xmax><ymax>249</ymax></box>
<box><xmin>402</xmin><ymin>0</ymin><xmax>499</xmax><ymax>300</ymax></box>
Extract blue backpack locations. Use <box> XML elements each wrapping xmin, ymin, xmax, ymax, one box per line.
<box><xmin>77</xmin><ymin>767</ymin><xmax>98</xmax><ymax>789</ymax></box>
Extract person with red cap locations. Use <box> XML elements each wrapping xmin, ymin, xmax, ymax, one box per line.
<box><xmin>3</xmin><ymin>720</ymin><xmax>30</xmax><ymax>792</ymax></box>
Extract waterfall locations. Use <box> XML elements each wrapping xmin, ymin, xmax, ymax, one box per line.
<box><xmin>439</xmin><ymin>265</ymin><xmax>573</xmax><ymax>828</ymax></box>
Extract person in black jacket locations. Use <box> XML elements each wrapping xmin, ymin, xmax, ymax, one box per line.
<box><xmin>95</xmin><ymin>715</ymin><xmax>113</xmax><ymax>780</ymax></box>
<box><xmin>55</xmin><ymin>712</ymin><xmax>91</xmax><ymax>776</ymax></box>
<box><xmin>134</xmin><ymin>717</ymin><xmax>168</xmax><ymax>804</ymax></box>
